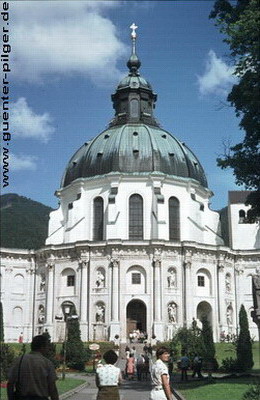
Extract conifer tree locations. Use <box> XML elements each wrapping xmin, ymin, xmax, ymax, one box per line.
<box><xmin>65</xmin><ymin>318</ymin><xmax>90</xmax><ymax>371</ymax></box>
<box><xmin>237</xmin><ymin>304</ymin><xmax>254</xmax><ymax>371</ymax></box>
<box><xmin>201</xmin><ymin>317</ymin><xmax>218</xmax><ymax>371</ymax></box>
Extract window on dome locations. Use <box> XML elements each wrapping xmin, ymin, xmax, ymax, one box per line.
<box><xmin>130</xmin><ymin>99</ymin><xmax>139</xmax><ymax>118</ymax></box>
<box><xmin>169</xmin><ymin>197</ymin><xmax>180</xmax><ymax>241</ymax></box>
<box><xmin>93</xmin><ymin>197</ymin><xmax>104</xmax><ymax>241</ymax></box>
<box><xmin>198</xmin><ymin>276</ymin><xmax>205</xmax><ymax>287</ymax></box>
<box><xmin>129</xmin><ymin>194</ymin><xmax>143</xmax><ymax>240</ymax></box>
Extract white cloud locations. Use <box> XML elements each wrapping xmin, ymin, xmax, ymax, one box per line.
<box><xmin>11</xmin><ymin>1</ymin><xmax>127</xmax><ymax>84</ymax></box>
<box><xmin>9</xmin><ymin>153</ymin><xmax>38</xmax><ymax>171</ymax></box>
<box><xmin>10</xmin><ymin>98</ymin><xmax>55</xmax><ymax>143</ymax></box>
<box><xmin>197</xmin><ymin>50</ymin><xmax>237</xmax><ymax>96</ymax></box>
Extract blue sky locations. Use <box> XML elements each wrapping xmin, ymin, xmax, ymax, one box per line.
<box><xmin>4</xmin><ymin>0</ymin><xmax>243</xmax><ymax>210</ymax></box>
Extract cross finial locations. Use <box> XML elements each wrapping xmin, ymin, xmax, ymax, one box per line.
<box><xmin>130</xmin><ymin>23</ymin><xmax>138</xmax><ymax>39</ymax></box>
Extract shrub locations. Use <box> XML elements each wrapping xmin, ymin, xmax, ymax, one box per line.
<box><xmin>0</xmin><ymin>343</ymin><xmax>15</xmax><ymax>381</ymax></box>
<box><xmin>242</xmin><ymin>382</ymin><xmax>260</xmax><ymax>400</ymax></box>
<box><xmin>220</xmin><ymin>356</ymin><xmax>240</xmax><ymax>373</ymax></box>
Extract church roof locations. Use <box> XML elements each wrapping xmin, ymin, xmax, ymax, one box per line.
<box><xmin>61</xmin><ymin>123</ymin><xmax>207</xmax><ymax>188</ymax></box>
<box><xmin>61</xmin><ymin>25</ymin><xmax>208</xmax><ymax>189</ymax></box>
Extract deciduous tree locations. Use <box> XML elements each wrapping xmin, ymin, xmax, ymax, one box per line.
<box><xmin>210</xmin><ymin>0</ymin><xmax>260</xmax><ymax>216</ymax></box>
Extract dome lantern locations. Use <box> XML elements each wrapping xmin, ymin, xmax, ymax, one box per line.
<box><xmin>110</xmin><ymin>23</ymin><xmax>158</xmax><ymax>127</ymax></box>
<box><xmin>61</xmin><ymin>26</ymin><xmax>208</xmax><ymax>189</ymax></box>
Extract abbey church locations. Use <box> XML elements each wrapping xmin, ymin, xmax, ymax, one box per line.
<box><xmin>1</xmin><ymin>27</ymin><xmax>260</xmax><ymax>343</ymax></box>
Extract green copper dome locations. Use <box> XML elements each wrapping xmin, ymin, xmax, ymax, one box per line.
<box><xmin>61</xmin><ymin>123</ymin><xmax>207</xmax><ymax>188</ymax></box>
<box><xmin>61</xmin><ymin>27</ymin><xmax>208</xmax><ymax>189</ymax></box>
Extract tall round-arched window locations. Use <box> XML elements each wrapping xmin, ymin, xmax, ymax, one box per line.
<box><xmin>169</xmin><ymin>197</ymin><xmax>180</xmax><ymax>240</ymax></box>
<box><xmin>93</xmin><ymin>197</ymin><xmax>104</xmax><ymax>241</ymax></box>
<box><xmin>129</xmin><ymin>194</ymin><xmax>143</xmax><ymax>240</ymax></box>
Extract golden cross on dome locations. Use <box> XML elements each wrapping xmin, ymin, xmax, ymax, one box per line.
<box><xmin>130</xmin><ymin>23</ymin><xmax>138</xmax><ymax>39</ymax></box>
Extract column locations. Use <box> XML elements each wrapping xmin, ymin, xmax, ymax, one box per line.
<box><xmin>153</xmin><ymin>257</ymin><xmax>161</xmax><ymax>321</ymax></box>
<box><xmin>79</xmin><ymin>257</ymin><xmax>89</xmax><ymax>322</ymax></box>
<box><xmin>79</xmin><ymin>254</ymin><xmax>89</xmax><ymax>341</ymax></box>
<box><xmin>111</xmin><ymin>258</ymin><xmax>119</xmax><ymax>321</ymax></box>
<box><xmin>46</xmin><ymin>260</ymin><xmax>54</xmax><ymax>332</ymax></box>
<box><xmin>183</xmin><ymin>258</ymin><xmax>192</xmax><ymax>327</ymax></box>
<box><xmin>26</xmin><ymin>254</ymin><xmax>35</xmax><ymax>341</ymax></box>
<box><xmin>152</xmin><ymin>252</ymin><xmax>164</xmax><ymax>340</ymax></box>
<box><xmin>109</xmin><ymin>257</ymin><xmax>120</xmax><ymax>340</ymax></box>
<box><xmin>217</xmin><ymin>263</ymin><xmax>225</xmax><ymax>328</ymax></box>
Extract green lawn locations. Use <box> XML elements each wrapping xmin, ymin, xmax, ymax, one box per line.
<box><xmin>0</xmin><ymin>378</ymin><xmax>86</xmax><ymax>400</ymax></box>
<box><xmin>215</xmin><ymin>341</ymin><xmax>260</xmax><ymax>371</ymax></box>
<box><xmin>175</xmin><ymin>377</ymin><xmax>259</xmax><ymax>400</ymax></box>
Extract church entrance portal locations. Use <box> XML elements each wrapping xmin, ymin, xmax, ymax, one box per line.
<box><xmin>126</xmin><ymin>300</ymin><xmax>146</xmax><ymax>338</ymax></box>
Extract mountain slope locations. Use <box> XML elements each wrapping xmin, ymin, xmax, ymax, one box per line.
<box><xmin>1</xmin><ymin>193</ymin><xmax>54</xmax><ymax>250</ymax></box>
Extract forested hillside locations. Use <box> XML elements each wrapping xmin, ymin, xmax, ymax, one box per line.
<box><xmin>1</xmin><ymin>193</ymin><xmax>54</xmax><ymax>249</ymax></box>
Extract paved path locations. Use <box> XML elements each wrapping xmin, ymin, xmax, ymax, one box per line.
<box><xmin>65</xmin><ymin>377</ymin><xmax>153</xmax><ymax>400</ymax></box>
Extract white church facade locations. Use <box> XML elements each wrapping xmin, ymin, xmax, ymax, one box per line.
<box><xmin>1</xmin><ymin>28</ymin><xmax>260</xmax><ymax>343</ymax></box>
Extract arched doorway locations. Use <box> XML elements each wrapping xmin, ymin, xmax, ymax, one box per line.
<box><xmin>196</xmin><ymin>301</ymin><xmax>212</xmax><ymax>327</ymax></box>
<box><xmin>126</xmin><ymin>300</ymin><xmax>146</xmax><ymax>337</ymax></box>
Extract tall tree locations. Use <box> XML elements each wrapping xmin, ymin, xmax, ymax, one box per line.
<box><xmin>237</xmin><ymin>304</ymin><xmax>254</xmax><ymax>371</ymax></box>
<box><xmin>200</xmin><ymin>317</ymin><xmax>218</xmax><ymax>371</ymax></box>
<box><xmin>65</xmin><ymin>318</ymin><xmax>90</xmax><ymax>371</ymax></box>
<box><xmin>210</xmin><ymin>0</ymin><xmax>260</xmax><ymax>216</ymax></box>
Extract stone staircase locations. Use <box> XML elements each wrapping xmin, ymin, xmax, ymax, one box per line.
<box><xmin>119</xmin><ymin>342</ymin><xmax>147</xmax><ymax>359</ymax></box>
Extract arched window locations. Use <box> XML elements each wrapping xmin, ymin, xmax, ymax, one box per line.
<box><xmin>60</xmin><ymin>268</ymin><xmax>76</xmax><ymax>296</ymax></box>
<box><xmin>130</xmin><ymin>99</ymin><xmax>139</xmax><ymax>119</ymax></box>
<box><xmin>129</xmin><ymin>194</ymin><xmax>143</xmax><ymax>240</ymax></box>
<box><xmin>93</xmin><ymin>197</ymin><xmax>104</xmax><ymax>241</ymax></box>
<box><xmin>239</xmin><ymin>209</ymin><xmax>246</xmax><ymax>223</ymax></box>
<box><xmin>169</xmin><ymin>197</ymin><xmax>180</xmax><ymax>240</ymax></box>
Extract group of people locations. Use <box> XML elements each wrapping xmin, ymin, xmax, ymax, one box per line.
<box><xmin>6</xmin><ymin>334</ymin><xmax>204</xmax><ymax>400</ymax></box>
<box><xmin>124</xmin><ymin>346</ymin><xmax>150</xmax><ymax>381</ymax></box>
<box><xmin>96</xmin><ymin>346</ymin><xmax>176</xmax><ymax>400</ymax></box>
<box><xmin>129</xmin><ymin>329</ymin><xmax>148</xmax><ymax>343</ymax></box>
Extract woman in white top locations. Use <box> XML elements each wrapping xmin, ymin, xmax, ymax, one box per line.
<box><xmin>96</xmin><ymin>350</ymin><xmax>122</xmax><ymax>400</ymax></box>
<box><xmin>150</xmin><ymin>347</ymin><xmax>174</xmax><ymax>400</ymax></box>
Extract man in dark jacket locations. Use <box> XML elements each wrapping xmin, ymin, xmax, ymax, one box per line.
<box><xmin>7</xmin><ymin>335</ymin><xmax>59</xmax><ymax>400</ymax></box>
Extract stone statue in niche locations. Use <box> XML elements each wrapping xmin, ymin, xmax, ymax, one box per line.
<box><xmin>226</xmin><ymin>307</ymin><xmax>233</xmax><ymax>325</ymax></box>
<box><xmin>168</xmin><ymin>303</ymin><xmax>177</xmax><ymax>323</ymax></box>
<box><xmin>40</xmin><ymin>273</ymin><xmax>46</xmax><ymax>292</ymax></box>
<box><xmin>225</xmin><ymin>274</ymin><xmax>231</xmax><ymax>292</ymax></box>
<box><xmin>252</xmin><ymin>270</ymin><xmax>260</xmax><ymax>311</ymax></box>
<box><xmin>38</xmin><ymin>305</ymin><xmax>45</xmax><ymax>324</ymax></box>
<box><xmin>96</xmin><ymin>304</ymin><xmax>105</xmax><ymax>323</ymax></box>
<box><xmin>167</xmin><ymin>269</ymin><xmax>176</xmax><ymax>288</ymax></box>
<box><xmin>96</xmin><ymin>270</ymin><xmax>105</xmax><ymax>288</ymax></box>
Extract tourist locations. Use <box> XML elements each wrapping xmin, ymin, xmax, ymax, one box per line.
<box><xmin>192</xmin><ymin>354</ymin><xmax>203</xmax><ymax>378</ymax></box>
<box><xmin>150</xmin><ymin>347</ymin><xmax>174</xmax><ymax>400</ymax></box>
<box><xmin>126</xmin><ymin>354</ymin><xmax>135</xmax><ymax>380</ymax></box>
<box><xmin>136</xmin><ymin>354</ymin><xmax>145</xmax><ymax>381</ymax></box>
<box><xmin>130</xmin><ymin>346</ymin><xmax>136</xmax><ymax>360</ymax></box>
<box><xmin>180</xmin><ymin>351</ymin><xmax>190</xmax><ymax>381</ymax></box>
<box><xmin>7</xmin><ymin>335</ymin><xmax>59</xmax><ymax>400</ymax></box>
<box><xmin>96</xmin><ymin>350</ymin><xmax>122</xmax><ymax>400</ymax></box>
